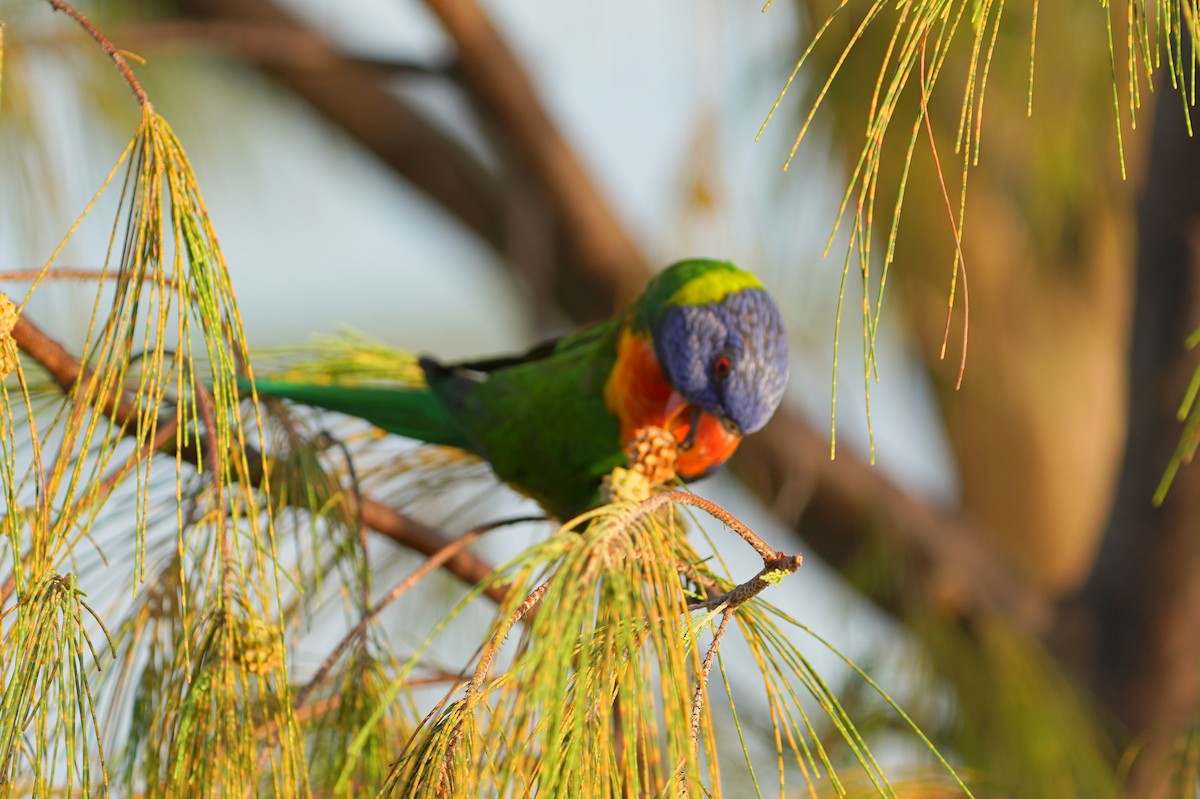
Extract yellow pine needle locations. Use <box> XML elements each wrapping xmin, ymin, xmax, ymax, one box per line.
<box><xmin>0</xmin><ymin>70</ymin><xmax>300</xmax><ymax>798</ymax></box>
<box><xmin>0</xmin><ymin>574</ymin><xmax>112</xmax><ymax>796</ymax></box>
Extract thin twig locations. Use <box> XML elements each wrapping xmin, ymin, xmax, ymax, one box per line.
<box><xmin>677</xmin><ymin>559</ymin><xmax>724</xmax><ymax>600</ymax></box>
<box><xmin>0</xmin><ymin>268</ymin><xmax>170</xmax><ymax>284</ymax></box>
<box><xmin>191</xmin><ymin>378</ymin><xmax>231</xmax><ymax>605</ymax></box>
<box><xmin>686</xmin><ymin>554</ymin><xmax>803</xmax><ymax>613</ymax></box>
<box><xmin>920</xmin><ymin>37</ymin><xmax>971</xmax><ymax>389</ymax></box>
<box><xmin>681</xmin><ymin>609</ymin><xmax>733</xmax><ymax>791</ymax></box>
<box><xmin>314</xmin><ymin>430</ymin><xmax>369</xmax><ymax>611</ymax></box>
<box><xmin>293</xmin><ymin>516</ymin><xmax>539</xmax><ymax>710</ymax></box>
<box><xmin>45</xmin><ymin>0</ymin><xmax>149</xmax><ymax>107</ymax></box>
<box><xmin>273</xmin><ymin>666</ymin><xmax>467</xmax><ymax>735</ymax></box>
<box><xmin>355</xmin><ymin>494</ymin><xmax>511</xmax><ymax>606</ymax></box>
<box><xmin>437</xmin><ymin>576</ymin><xmax>553</xmax><ymax>784</ymax></box>
<box><xmin>628</xmin><ymin>489</ymin><xmax>804</xmax><ymax>611</ymax></box>
<box><xmin>63</xmin><ymin>415</ymin><xmax>180</xmax><ymax>536</ymax></box>
<box><xmin>468</xmin><ymin>578</ymin><xmax>551</xmax><ymax>696</ymax></box>
<box><xmin>642</xmin><ymin>490</ymin><xmax>779</xmax><ymax>561</ymax></box>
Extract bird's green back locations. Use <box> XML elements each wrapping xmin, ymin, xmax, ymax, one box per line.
<box><xmin>424</xmin><ymin>318</ymin><xmax>625</xmax><ymax>517</ymax></box>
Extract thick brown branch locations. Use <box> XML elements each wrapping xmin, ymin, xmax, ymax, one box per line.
<box><xmin>11</xmin><ymin>316</ymin><xmax>142</xmax><ymax>429</ymax></box>
<box><xmin>11</xmin><ymin>312</ymin><xmax>507</xmax><ymax>605</ymax></box>
<box><xmin>172</xmin><ymin>0</ymin><xmax>630</xmax><ymax>322</ymax></box>
<box><xmin>357</xmin><ymin>499</ymin><xmax>509</xmax><ymax>605</ymax></box>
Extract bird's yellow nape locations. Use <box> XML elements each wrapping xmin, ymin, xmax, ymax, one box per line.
<box><xmin>666</xmin><ymin>266</ymin><xmax>763</xmax><ymax>308</ymax></box>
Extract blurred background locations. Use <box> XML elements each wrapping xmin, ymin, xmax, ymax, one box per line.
<box><xmin>2</xmin><ymin>0</ymin><xmax>1198</xmax><ymax>796</ymax></box>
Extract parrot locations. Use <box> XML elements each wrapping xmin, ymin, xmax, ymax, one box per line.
<box><xmin>246</xmin><ymin>259</ymin><xmax>789</xmax><ymax>518</ymax></box>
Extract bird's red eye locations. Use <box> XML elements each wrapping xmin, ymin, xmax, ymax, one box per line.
<box><xmin>712</xmin><ymin>355</ymin><xmax>732</xmax><ymax>379</ymax></box>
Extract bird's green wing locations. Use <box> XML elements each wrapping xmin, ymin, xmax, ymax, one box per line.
<box><xmin>437</xmin><ymin>320</ymin><xmax>626</xmax><ymax>517</ymax></box>
<box><xmin>243</xmin><ymin>379</ymin><xmax>473</xmax><ymax>451</ymax></box>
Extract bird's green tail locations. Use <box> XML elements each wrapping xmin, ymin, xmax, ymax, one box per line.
<box><xmin>241</xmin><ymin>378</ymin><xmax>472</xmax><ymax>451</ymax></box>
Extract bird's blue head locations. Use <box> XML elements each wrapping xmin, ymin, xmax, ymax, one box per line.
<box><xmin>638</xmin><ymin>260</ymin><xmax>789</xmax><ymax>436</ymax></box>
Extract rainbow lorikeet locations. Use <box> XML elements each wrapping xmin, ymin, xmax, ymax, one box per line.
<box><xmin>248</xmin><ymin>259</ymin><xmax>789</xmax><ymax>518</ymax></box>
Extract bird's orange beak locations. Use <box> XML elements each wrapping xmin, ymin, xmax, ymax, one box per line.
<box><xmin>663</xmin><ymin>391</ymin><xmax>700</xmax><ymax>450</ymax></box>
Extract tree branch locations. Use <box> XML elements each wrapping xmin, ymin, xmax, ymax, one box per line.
<box><xmin>421</xmin><ymin>0</ymin><xmax>651</xmax><ymax>306</ymax></box>
<box><xmin>173</xmin><ymin>0</ymin><xmax>634</xmax><ymax>321</ymax></box>
<box><xmin>736</xmin><ymin>413</ymin><xmax>1050</xmax><ymax>632</ymax></box>
<box><xmin>1075</xmin><ymin>79</ymin><xmax>1200</xmax><ymax>797</ymax></box>
<box><xmin>10</xmin><ymin>311</ymin><xmax>509</xmax><ymax>605</ymax></box>
<box><xmin>293</xmin><ymin>516</ymin><xmax>537</xmax><ymax>710</ymax></box>
<box><xmin>116</xmin><ymin>19</ymin><xmax>452</xmax><ymax>78</ymax></box>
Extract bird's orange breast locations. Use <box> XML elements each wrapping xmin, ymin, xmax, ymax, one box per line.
<box><xmin>603</xmin><ymin>328</ymin><xmax>740</xmax><ymax>479</ymax></box>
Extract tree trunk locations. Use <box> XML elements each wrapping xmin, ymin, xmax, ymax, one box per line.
<box><xmin>1076</xmin><ymin>80</ymin><xmax>1200</xmax><ymax>799</ymax></box>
